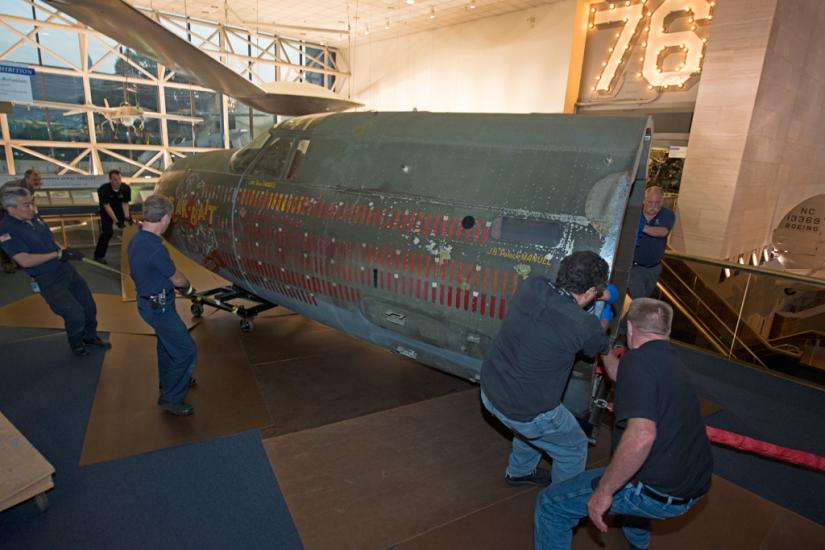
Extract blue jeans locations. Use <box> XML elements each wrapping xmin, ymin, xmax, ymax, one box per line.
<box><xmin>138</xmin><ymin>293</ymin><xmax>196</xmax><ymax>405</ymax></box>
<box><xmin>36</xmin><ymin>262</ymin><xmax>98</xmax><ymax>349</ymax></box>
<box><xmin>481</xmin><ymin>391</ymin><xmax>587</xmax><ymax>484</ymax></box>
<box><xmin>534</xmin><ymin>468</ymin><xmax>701</xmax><ymax>550</ymax></box>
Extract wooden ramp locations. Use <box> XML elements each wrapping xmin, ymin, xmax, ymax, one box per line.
<box><xmin>263</xmin><ymin>389</ymin><xmax>825</xmax><ymax>550</ymax></box>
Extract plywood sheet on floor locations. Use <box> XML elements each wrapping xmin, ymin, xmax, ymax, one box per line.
<box><xmin>399</xmin><ymin>476</ymin><xmax>825</xmax><ymax>550</ymax></box>
<box><xmin>252</xmin><ymin>335</ymin><xmax>473</xmax><ymax>438</ymax></box>
<box><xmin>119</xmin><ymin>225</ymin><xmax>229</xmax><ymax>302</ymax></box>
<box><xmin>239</xmin><ymin>313</ymin><xmax>353</xmax><ymax>365</ymax></box>
<box><xmin>0</xmin><ymin>293</ymin><xmax>200</xmax><ymax>335</ymax></box>
<box><xmin>79</xmin><ymin>313</ymin><xmax>269</xmax><ymax>465</ymax></box>
<box><xmin>264</xmin><ymin>389</ymin><xmax>610</xmax><ymax>550</ymax></box>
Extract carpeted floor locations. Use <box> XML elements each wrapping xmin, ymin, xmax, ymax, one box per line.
<box><xmin>0</xmin><ymin>327</ymin><xmax>302</xmax><ymax>550</ymax></box>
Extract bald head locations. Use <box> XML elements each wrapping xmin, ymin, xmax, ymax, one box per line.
<box><xmin>643</xmin><ymin>186</ymin><xmax>664</xmax><ymax>217</ymax></box>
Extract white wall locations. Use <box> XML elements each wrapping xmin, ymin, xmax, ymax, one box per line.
<box><xmin>346</xmin><ymin>1</ymin><xmax>579</xmax><ymax>114</ymax></box>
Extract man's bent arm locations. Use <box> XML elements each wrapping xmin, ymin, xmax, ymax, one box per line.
<box><xmin>12</xmin><ymin>251</ymin><xmax>59</xmax><ymax>268</ymax></box>
<box><xmin>103</xmin><ymin>203</ymin><xmax>117</xmax><ymax>222</ymax></box>
<box><xmin>596</xmin><ymin>418</ymin><xmax>656</xmax><ymax>495</ymax></box>
<box><xmin>601</xmin><ymin>353</ymin><xmax>620</xmax><ymax>382</ymax></box>
<box><xmin>642</xmin><ymin>225</ymin><xmax>670</xmax><ymax>238</ymax></box>
<box><xmin>169</xmin><ymin>269</ymin><xmax>188</xmax><ymax>288</ymax></box>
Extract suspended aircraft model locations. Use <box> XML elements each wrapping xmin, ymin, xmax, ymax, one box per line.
<box><xmin>45</xmin><ymin>0</ymin><xmax>362</xmax><ymax>116</ymax></box>
<box><xmin>45</xmin><ymin>0</ymin><xmax>648</xmax><ymax>440</ymax></box>
<box><xmin>13</xmin><ymin>98</ymin><xmax>204</xmax><ymax>134</ymax></box>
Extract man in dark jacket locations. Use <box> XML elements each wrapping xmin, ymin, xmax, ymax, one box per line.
<box><xmin>481</xmin><ymin>251</ymin><xmax>610</xmax><ymax>487</ymax></box>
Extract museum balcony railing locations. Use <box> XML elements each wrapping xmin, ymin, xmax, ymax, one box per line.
<box><xmin>655</xmin><ymin>250</ymin><xmax>825</xmax><ymax>387</ymax></box>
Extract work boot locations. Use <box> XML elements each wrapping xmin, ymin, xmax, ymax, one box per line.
<box><xmin>84</xmin><ymin>336</ymin><xmax>112</xmax><ymax>350</ymax></box>
<box><xmin>72</xmin><ymin>345</ymin><xmax>90</xmax><ymax>357</ymax></box>
<box><xmin>505</xmin><ymin>468</ymin><xmax>552</xmax><ymax>487</ymax></box>
<box><xmin>158</xmin><ymin>400</ymin><xmax>194</xmax><ymax>416</ymax></box>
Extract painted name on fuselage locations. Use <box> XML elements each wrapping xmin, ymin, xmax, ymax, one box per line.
<box><xmin>175</xmin><ymin>197</ymin><xmax>217</xmax><ymax>226</ymax></box>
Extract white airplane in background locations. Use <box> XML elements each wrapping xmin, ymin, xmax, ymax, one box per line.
<box><xmin>14</xmin><ymin>98</ymin><xmax>203</xmax><ymax>134</ymax></box>
<box><xmin>45</xmin><ymin>0</ymin><xmax>362</xmax><ymax>116</ymax></box>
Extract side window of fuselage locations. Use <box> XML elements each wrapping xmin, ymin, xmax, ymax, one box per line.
<box><xmin>286</xmin><ymin>139</ymin><xmax>311</xmax><ymax>180</ymax></box>
<box><xmin>491</xmin><ymin>216</ymin><xmax>562</xmax><ymax>248</ymax></box>
<box><xmin>249</xmin><ymin>137</ymin><xmax>293</xmax><ymax>180</ymax></box>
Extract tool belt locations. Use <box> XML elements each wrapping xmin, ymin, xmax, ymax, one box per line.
<box><xmin>140</xmin><ymin>288</ymin><xmax>174</xmax><ymax>309</ymax></box>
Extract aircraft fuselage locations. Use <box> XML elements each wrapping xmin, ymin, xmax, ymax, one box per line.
<box><xmin>158</xmin><ymin>112</ymin><xmax>650</xmax><ymax>381</ymax></box>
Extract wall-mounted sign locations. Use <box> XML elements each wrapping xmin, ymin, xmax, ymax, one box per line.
<box><xmin>0</xmin><ymin>62</ymin><xmax>34</xmax><ymax>103</ymax></box>
<box><xmin>578</xmin><ymin>0</ymin><xmax>715</xmax><ymax>110</ymax></box>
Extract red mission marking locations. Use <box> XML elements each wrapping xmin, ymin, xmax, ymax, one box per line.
<box><xmin>430</xmin><ymin>215</ymin><xmax>440</xmax><ymax>236</ymax></box>
<box><xmin>422</xmin><ymin>213</ymin><xmax>432</xmax><ymax>234</ymax></box>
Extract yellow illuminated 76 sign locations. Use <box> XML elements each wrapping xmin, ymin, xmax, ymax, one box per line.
<box><xmin>590</xmin><ymin>0</ymin><xmax>715</xmax><ymax>92</ymax></box>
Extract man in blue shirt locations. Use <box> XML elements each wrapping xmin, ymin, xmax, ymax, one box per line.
<box><xmin>0</xmin><ymin>186</ymin><xmax>110</xmax><ymax>356</ymax></box>
<box><xmin>128</xmin><ymin>194</ymin><xmax>197</xmax><ymax>416</ymax></box>
<box><xmin>1</xmin><ymin>169</ymin><xmax>42</xmax><ymax>274</ymax></box>
<box><xmin>629</xmin><ymin>186</ymin><xmax>675</xmax><ymax>298</ymax></box>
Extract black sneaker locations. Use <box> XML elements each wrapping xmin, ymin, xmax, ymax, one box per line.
<box><xmin>158</xmin><ymin>400</ymin><xmax>194</xmax><ymax>416</ymax></box>
<box><xmin>72</xmin><ymin>345</ymin><xmax>90</xmax><ymax>357</ymax></box>
<box><xmin>84</xmin><ymin>336</ymin><xmax>112</xmax><ymax>350</ymax></box>
<box><xmin>93</xmin><ymin>257</ymin><xmax>108</xmax><ymax>265</ymax></box>
<box><xmin>505</xmin><ymin>468</ymin><xmax>552</xmax><ymax>487</ymax></box>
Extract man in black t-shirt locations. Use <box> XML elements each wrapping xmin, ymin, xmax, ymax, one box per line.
<box><xmin>480</xmin><ymin>251</ymin><xmax>610</xmax><ymax>488</ymax></box>
<box><xmin>94</xmin><ymin>169</ymin><xmax>132</xmax><ymax>264</ymax></box>
<box><xmin>534</xmin><ymin>298</ymin><xmax>712</xmax><ymax>550</ymax></box>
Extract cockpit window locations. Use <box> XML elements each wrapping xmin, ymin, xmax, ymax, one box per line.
<box><xmin>491</xmin><ymin>216</ymin><xmax>562</xmax><ymax>247</ymax></box>
<box><xmin>250</xmin><ymin>137</ymin><xmax>293</xmax><ymax>179</ymax></box>
<box><xmin>287</xmin><ymin>139</ymin><xmax>311</xmax><ymax>180</ymax></box>
<box><xmin>229</xmin><ymin>131</ymin><xmax>270</xmax><ymax>173</ymax></box>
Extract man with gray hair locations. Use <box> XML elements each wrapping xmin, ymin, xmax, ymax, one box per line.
<box><xmin>629</xmin><ymin>186</ymin><xmax>675</xmax><ymax>298</ymax></box>
<box><xmin>1</xmin><ymin>169</ymin><xmax>43</xmax><ymax>273</ymax></box>
<box><xmin>533</xmin><ymin>298</ymin><xmax>712</xmax><ymax>550</ymax></box>
<box><xmin>0</xmin><ymin>187</ymin><xmax>110</xmax><ymax>356</ymax></box>
<box><xmin>128</xmin><ymin>194</ymin><xmax>198</xmax><ymax>416</ymax></box>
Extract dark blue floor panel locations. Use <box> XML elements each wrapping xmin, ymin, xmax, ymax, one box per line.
<box><xmin>0</xmin><ymin>329</ymin><xmax>302</xmax><ymax>550</ymax></box>
<box><xmin>678</xmin><ymin>344</ymin><xmax>825</xmax><ymax>525</ymax></box>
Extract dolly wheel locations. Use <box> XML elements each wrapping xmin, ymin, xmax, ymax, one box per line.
<box><xmin>190</xmin><ymin>303</ymin><xmax>204</xmax><ymax>317</ymax></box>
<box><xmin>240</xmin><ymin>318</ymin><xmax>254</xmax><ymax>333</ymax></box>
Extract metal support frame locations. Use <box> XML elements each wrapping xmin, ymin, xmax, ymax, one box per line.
<box><xmin>0</xmin><ymin>0</ymin><xmax>348</xmax><ymax>183</ymax></box>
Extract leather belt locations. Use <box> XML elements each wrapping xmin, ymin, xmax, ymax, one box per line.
<box><xmin>640</xmin><ymin>484</ymin><xmax>694</xmax><ymax>505</ymax></box>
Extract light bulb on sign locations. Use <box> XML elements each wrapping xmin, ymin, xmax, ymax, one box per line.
<box><xmin>592</xmin><ymin>2</ymin><xmax>645</xmax><ymax>92</ymax></box>
<box><xmin>642</xmin><ymin>0</ymin><xmax>711</xmax><ymax>88</ymax></box>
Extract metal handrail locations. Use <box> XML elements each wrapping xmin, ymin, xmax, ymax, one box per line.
<box><xmin>659</xmin><ymin>261</ymin><xmax>768</xmax><ymax>366</ymax></box>
<box><xmin>664</xmin><ymin>250</ymin><xmax>825</xmax><ymax>288</ymax></box>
